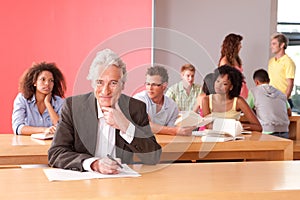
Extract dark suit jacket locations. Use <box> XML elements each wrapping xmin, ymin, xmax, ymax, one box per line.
<box><xmin>48</xmin><ymin>92</ymin><xmax>161</xmax><ymax>171</ymax></box>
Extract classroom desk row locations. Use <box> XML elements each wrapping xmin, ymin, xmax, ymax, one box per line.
<box><xmin>240</xmin><ymin>112</ymin><xmax>300</xmax><ymax>140</ymax></box>
<box><xmin>289</xmin><ymin>113</ymin><xmax>300</xmax><ymax>140</ymax></box>
<box><xmin>294</xmin><ymin>140</ymin><xmax>300</xmax><ymax>160</ymax></box>
<box><xmin>0</xmin><ymin>132</ymin><xmax>293</xmax><ymax>165</ymax></box>
<box><xmin>157</xmin><ymin>133</ymin><xmax>293</xmax><ymax>161</ymax></box>
<box><xmin>1</xmin><ymin>161</ymin><xmax>300</xmax><ymax>199</ymax></box>
<box><xmin>0</xmin><ymin>134</ymin><xmax>51</xmax><ymax>165</ymax></box>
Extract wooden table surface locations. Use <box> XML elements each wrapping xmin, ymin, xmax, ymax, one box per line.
<box><xmin>289</xmin><ymin>113</ymin><xmax>300</xmax><ymax>140</ymax></box>
<box><xmin>0</xmin><ymin>134</ymin><xmax>51</xmax><ymax>165</ymax></box>
<box><xmin>293</xmin><ymin>140</ymin><xmax>300</xmax><ymax>160</ymax></box>
<box><xmin>240</xmin><ymin>112</ymin><xmax>300</xmax><ymax>140</ymax></box>
<box><xmin>1</xmin><ymin>161</ymin><xmax>300</xmax><ymax>199</ymax></box>
<box><xmin>0</xmin><ymin>131</ymin><xmax>293</xmax><ymax>165</ymax></box>
<box><xmin>156</xmin><ymin>132</ymin><xmax>293</xmax><ymax>161</ymax></box>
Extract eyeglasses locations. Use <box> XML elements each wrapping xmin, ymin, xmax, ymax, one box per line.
<box><xmin>145</xmin><ymin>82</ymin><xmax>163</xmax><ymax>87</ymax></box>
<box><xmin>95</xmin><ymin>80</ymin><xmax>120</xmax><ymax>88</ymax></box>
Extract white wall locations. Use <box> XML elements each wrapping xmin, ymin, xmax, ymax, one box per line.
<box><xmin>154</xmin><ymin>0</ymin><xmax>277</xmax><ymax>89</ymax></box>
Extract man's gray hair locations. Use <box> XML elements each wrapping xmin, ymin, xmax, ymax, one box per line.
<box><xmin>87</xmin><ymin>49</ymin><xmax>127</xmax><ymax>88</ymax></box>
<box><xmin>146</xmin><ymin>65</ymin><xmax>169</xmax><ymax>83</ymax></box>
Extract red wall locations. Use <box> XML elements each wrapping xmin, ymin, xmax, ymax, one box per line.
<box><xmin>0</xmin><ymin>0</ymin><xmax>152</xmax><ymax>133</ymax></box>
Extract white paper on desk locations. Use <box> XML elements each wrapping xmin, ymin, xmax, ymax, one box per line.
<box><xmin>193</xmin><ymin>129</ymin><xmax>244</xmax><ymax>142</ymax></box>
<box><xmin>201</xmin><ymin>135</ymin><xmax>234</xmax><ymax>142</ymax></box>
<box><xmin>213</xmin><ymin>118</ymin><xmax>242</xmax><ymax>137</ymax></box>
<box><xmin>192</xmin><ymin>129</ymin><xmax>226</xmax><ymax>136</ymax></box>
<box><xmin>175</xmin><ymin>111</ymin><xmax>214</xmax><ymax>127</ymax></box>
<box><xmin>31</xmin><ymin>132</ymin><xmax>54</xmax><ymax>140</ymax></box>
<box><xmin>192</xmin><ymin>129</ymin><xmax>234</xmax><ymax>142</ymax></box>
<box><xmin>43</xmin><ymin>164</ymin><xmax>141</xmax><ymax>181</ymax></box>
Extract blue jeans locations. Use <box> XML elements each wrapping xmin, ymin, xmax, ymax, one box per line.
<box><xmin>288</xmin><ymin>99</ymin><xmax>294</xmax><ymax>109</ymax></box>
<box><xmin>271</xmin><ymin>132</ymin><xmax>289</xmax><ymax>139</ymax></box>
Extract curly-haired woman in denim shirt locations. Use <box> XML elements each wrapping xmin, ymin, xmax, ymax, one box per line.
<box><xmin>12</xmin><ymin>62</ymin><xmax>66</xmax><ymax>135</ymax></box>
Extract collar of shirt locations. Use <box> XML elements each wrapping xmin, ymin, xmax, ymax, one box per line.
<box><xmin>147</xmin><ymin>94</ymin><xmax>171</xmax><ymax>113</ymax></box>
<box><xmin>27</xmin><ymin>95</ymin><xmax>37</xmax><ymax>104</ymax></box>
<box><xmin>274</xmin><ymin>54</ymin><xmax>287</xmax><ymax>62</ymax></box>
<box><xmin>97</xmin><ymin>101</ymin><xmax>104</xmax><ymax>119</ymax></box>
<box><xmin>179</xmin><ymin>81</ymin><xmax>195</xmax><ymax>92</ymax></box>
<box><xmin>27</xmin><ymin>94</ymin><xmax>56</xmax><ymax>108</ymax></box>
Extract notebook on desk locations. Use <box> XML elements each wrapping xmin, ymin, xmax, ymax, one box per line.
<box><xmin>192</xmin><ymin>130</ymin><xmax>232</xmax><ymax>141</ymax></box>
<box><xmin>192</xmin><ymin>129</ymin><xmax>226</xmax><ymax>136</ymax></box>
<box><xmin>31</xmin><ymin>132</ymin><xmax>54</xmax><ymax>140</ymax></box>
<box><xmin>192</xmin><ymin>129</ymin><xmax>245</xmax><ymax>142</ymax></box>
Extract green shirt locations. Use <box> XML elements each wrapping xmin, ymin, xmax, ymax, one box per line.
<box><xmin>166</xmin><ymin>81</ymin><xmax>201</xmax><ymax>111</ymax></box>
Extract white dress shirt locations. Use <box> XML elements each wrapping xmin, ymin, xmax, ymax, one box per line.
<box><xmin>82</xmin><ymin>101</ymin><xmax>135</xmax><ymax>171</ymax></box>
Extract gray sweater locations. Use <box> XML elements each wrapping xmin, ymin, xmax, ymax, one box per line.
<box><xmin>249</xmin><ymin>84</ymin><xmax>289</xmax><ymax>132</ymax></box>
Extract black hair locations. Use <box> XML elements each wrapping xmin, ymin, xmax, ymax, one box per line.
<box><xmin>253</xmin><ymin>69</ymin><xmax>270</xmax><ymax>83</ymax></box>
<box><xmin>214</xmin><ymin>65</ymin><xmax>243</xmax><ymax>99</ymax></box>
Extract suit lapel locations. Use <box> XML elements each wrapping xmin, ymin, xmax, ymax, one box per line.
<box><xmin>115</xmin><ymin>94</ymin><xmax>129</xmax><ymax>158</ymax></box>
<box><xmin>73</xmin><ymin>92</ymin><xmax>98</xmax><ymax>155</ymax></box>
<box><xmin>117</xmin><ymin>94</ymin><xmax>130</xmax><ymax>120</ymax></box>
<box><xmin>75</xmin><ymin>93</ymin><xmax>132</xmax><ymax>157</ymax></box>
<box><xmin>115</xmin><ymin>129</ymin><xmax>124</xmax><ymax>158</ymax></box>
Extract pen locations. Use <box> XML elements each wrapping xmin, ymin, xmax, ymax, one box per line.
<box><xmin>107</xmin><ymin>154</ymin><xmax>123</xmax><ymax>169</ymax></box>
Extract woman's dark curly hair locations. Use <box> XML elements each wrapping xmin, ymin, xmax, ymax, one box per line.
<box><xmin>218</xmin><ymin>33</ymin><xmax>243</xmax><ymax>67</ymax></box>
<box><xmin>214</xmin><ymin>65</ymin><xmax>243</xmax><ymax>99</ymax></box>
<box><xmin>19</xmin><ymin>62</ymin><xmax>66</xmax><ymax>100</ymax></box>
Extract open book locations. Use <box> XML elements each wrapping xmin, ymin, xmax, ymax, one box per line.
<box><xmin>175</xmin><ymin>111</ymin><xmax>214</xmax><ymax>127</ymax></box>
<box><xmin>192</xmin><ymin>118</ymin><xmax>245</xmax><ymax>142</ymax></box>
<box><xmin>31</xmin><ymin>132</ymin><xmax>54</xmax><ymax>140</ymax></box>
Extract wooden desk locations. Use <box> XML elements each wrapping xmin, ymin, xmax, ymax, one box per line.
<box><xmin>0</xmin><ymin>134</ymin><xmax>51</xmax><ymax>165</ymax></box>
<box><xmin>240</xmin><ymin>112</ymin><xmax>300</xmax><ymax>140</ymax></box>
<box><xmin>156</xmin><ymin>132</ymin><xmax>293</xmax><ymax>161</ymax></box>
<box><xmin>1</xmin><ymin>161</ymin><xmax>300</xmax><ymax>199</ymax></box>
<box><xmin>294</xmin><ymin>140</ymin><xmax>300</xmax><ymax>160</ymax></box>
<box><xmin>0</xmin><ymin>132</ymin><xmax>293</xmax><ymax>165</ymax></box>
<box><xmin>289</xmin><ymin>113</ymin><xmax>300</xmax><ymax>140</ymax></box>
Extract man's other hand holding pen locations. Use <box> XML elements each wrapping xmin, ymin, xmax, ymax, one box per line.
<box><xmin>91</xmin><ymin>154</ymin><xmax>123</xmax><ymax>174</ymax></box>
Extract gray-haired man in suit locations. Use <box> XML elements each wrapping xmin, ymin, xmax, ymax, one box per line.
<box><xmin>48</xmin><ymin>49</ymin><xmax>161</xmax><ymax>174</ymax></box>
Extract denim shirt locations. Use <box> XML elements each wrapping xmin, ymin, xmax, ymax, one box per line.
<box><xmin>12</xmin><ymin>93</ymin><xmax>64</xmax><ymax>135</ymax></box>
